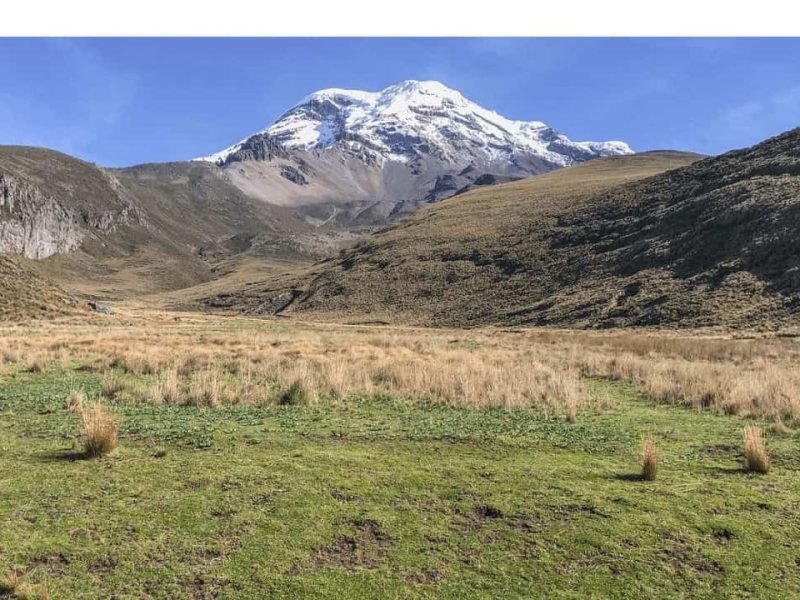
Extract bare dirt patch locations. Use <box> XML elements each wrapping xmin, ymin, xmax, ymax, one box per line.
<box><xmin>311</xmin><ymin>518</ymin><xmax>393</xmax><ymax>571</ymax></box>
<box><xmin>661</xmin><ymin>532</ymin><xmax>724</xmax><ymax>577</ymax></box>
<box><xmin>28</xmin><ymin>552</ymin><xmax>70</xmax><ymax>577</ymax></box>
<box><xmin>404</xmin><ymin>569</ymin><xmax>443</xmax><ymax>585</ymax></box>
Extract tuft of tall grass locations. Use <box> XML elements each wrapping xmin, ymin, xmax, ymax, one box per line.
<box><xmin>66</xmin><ymin>391</ymin><xmax>84</xmax><ymax>413</ymax></box>
<box><xmin>0</xmin><ymin>569</ymin><xmax>21</xmax><ymax>593</ymax></box>
<box><xmin>101</xmin><ymin>372</ymin><xmax>126</xmax><ymax>399</ymax></box>
<box><xmin>565</xmin><ymin>396</ymin><xmax>578</xmax><ymax>423</ymax></box>
<box><xmin>278</xmin><ymin>379</ymin><xmax>311</xmax><ymax>406</ymax></box>
<box><xmin>15</xmin><ymin>583</ymin><xmax>49</xmax><ymax>600</ymax></box>
<box><xmin>81</xmin><ymin>404</ymin><xmax>120</xmax><ymax>457</ymax></box>
<box><xmin>744</xmin><ymin>426</ymin><xmax>770</xmax><ymax>474</ymax></box>
<box><xmin>149</xmin><ymin>368</ymin><xmax>181</xmax><ymax>405</ymax></box>
<box><xmin>0</xmin><ymin>569</ymin><xmax>49</xmax><ymax>600</ymax></box>
<box><xmin>187</xmin><ymin>368</ymin><xmax>221</xmax><ymax>408</ymax></box>
<box><xmin>641</xmin><ymin>435</ymin><xmax>658</xmax><ymax>481</ymax></box>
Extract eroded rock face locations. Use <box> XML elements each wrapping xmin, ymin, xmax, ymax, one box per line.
<box><xmin>280</xmin><ymin>165</ymin><xmax>308</xmax><ymax>186</ymax></box>
<box><xmin>221</xmin><ymin>132</ymin><xmax>289</xmax><ymax>165</ymax></box>
<box><xmin>0</xmin><ymin>168</ymin><xmax>142</xmax><ymax>260</ymax></box>
<box><xmin>0</xmin><ymin>175</ymin><xmax>83</xmax><ymax>258</ymax></box>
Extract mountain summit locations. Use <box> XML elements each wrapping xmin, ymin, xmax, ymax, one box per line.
<box><xmin>198</xmin><ymin>80</ymin><xmax>632</xmax><ymax>170</ymax></box>
<box><xmin>193</xmin><ymin>81</ymin><xmax>632</xmax><ymax>224</ymax></box>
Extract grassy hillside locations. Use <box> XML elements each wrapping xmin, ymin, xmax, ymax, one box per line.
<box><xmin>251</xmin><ymin>129</ymin><xmax>800</xmax><ymax>329</ymax></box>
<box><xmin>204</xmin><ymin>150</ymin><xmax>701</xmax><ymax>323</ymax></box>
<box><xmin>0</xmin><ymin>254</ymin><xmax>83</xmax><ymax>321</ymax></box>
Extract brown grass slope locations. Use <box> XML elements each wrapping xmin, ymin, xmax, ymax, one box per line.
<box><xmin>215</xmin><ymin>129</ymin><xmax>800</xmax><ymax>328</ymax></box>
<box><xmin>276</xmin><ymin>129</ymin><xmax>800</xmax><ymax>329</ymax></box>
<box><xmin>202</xmin><ymin>150</ymin><xmax>699</xmax><ymax>320</ymax></box>
<box><xmin>0</xmin><ymin>254</ymin><xmax>82</xmax><ymax>321</ymax></box>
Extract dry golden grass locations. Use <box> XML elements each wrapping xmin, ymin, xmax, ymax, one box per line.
<box><xmin>14</xmin><ymin>583</ymin><xmax>49</xmax><ymax>600</ymax></box>
<box><xmin>581</xmin><ymin>352</ymin><xmax>800</xmax><ymax>423</ymax></box>
<box><xmin>101</xmin><ymin>372</ymin><xmax>126</xmax><ymax>399</ymax></box>
<box><xmin>0</xmin><ymin>569</ymin><xmax>22</xmax><ymax>593</ymax></box>
<box><xmin>81</xmin><ymin>404</ymin><xmax>120</xmax><ymax>457</ymax></box>
<box><xmin>744</xmin><ymin>426</ymin><xmax>770</xmax><ymax>474</ymax></box>
<box><xmin>642</xmin><ymin>435</ymin><xmax>658</xmax><ymax>481</ymax></box>
<box><xmin>278</xmin><ymin>379</ymin><xmax>311</xmax><ymax>406</ymax></box>
<box><xmin>148</xmin><ymin>367</ymin><xmax>181</xmax><ymax>405</ymax></box>
<box><xmin>66</xmin><ymin>391</ymin><xmax>83</xmax><ymax>413</ymax></box>
<box><xmin>0</xmin><ymin>570</ymin><xmax>48</xmax><ymax>600</ymax></box>
<box><xmin>187</xmin><ymin>368</ymin><xmax>222</xmax><ymax>408</ymax></box>
<box><xmin>0</xmin><ymin>254</ymin><xmax>81</xmax><ymax>323</ymax></box>
<box><xmin>0</xmin><ymin>309</ymin><xmax>797</xmax><ymax>421</ymax></box>
<box><xmin>565</xmin><ymin>395</ymin><xmax>578</xmax><ymax>424</ymax></box>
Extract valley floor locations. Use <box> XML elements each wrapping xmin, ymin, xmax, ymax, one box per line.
<box><xmin>1</xmin><ymin>313</ymin><xmax>799</xmax><ymax>598</ymax></box>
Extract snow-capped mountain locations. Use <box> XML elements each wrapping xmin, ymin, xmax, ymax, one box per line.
<box><xmin>198</xmin><ymin>80</ymin><xmax>631</xmax><ymax>169</ymax></box>
<box><xmin>195</xmin><ymin>80</ymin><xmax>632</xmax><ymax>225</ymax></box>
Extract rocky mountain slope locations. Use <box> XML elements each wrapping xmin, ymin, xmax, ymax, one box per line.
<box><xmin>243</xmin><ymin>129</ymin><xmax>800</xmax><ymax>329</ymax></box>
<box><xmin>200</xmin><ymin>150</ymin><xmax>698</xmax><ymax>320</ymax></box>
<box><xmin>0</xmin><ymin>81</ymin><xmax>631</xmax><ymax>298</ymax></box>
<box><xmin>0</xmin><ymin>146</ymin><xmax>321</xmax><ymax>298</ymax></box>
<box><xmin>196</xmin><ymin>80</ymin><xmax>632</xmax><ymax>223</ymax></box>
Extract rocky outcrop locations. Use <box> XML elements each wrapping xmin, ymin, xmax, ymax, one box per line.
<box><xmin>221</xmin><ymin>133</ymin><xmax>289</xmax><ymax>165</ymax></box>
<box><xmin>88</xmin><ymin>300</ymin><xmax>113</xmax><ymax>314</ymax></box>
<box><xmin>280</xmin><ymin>165</ymin><xmax>308</xmax><ymax>185</ymax></box>
<box><xmin>0</xmin><ymin>175</ymin><xmax>83</xmax><ymax>258</ymax></box>
<box><xmin>0</xmin><ymin>159</ymin><xmax>146</xmax><ymax>260</ymax></box>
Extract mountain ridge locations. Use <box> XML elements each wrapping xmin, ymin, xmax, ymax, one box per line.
<box><xmin>0</xmin><ymin>80</ymin><xmax>640</xmax><ymax>305</ymax></box>
<box><xmin>187</xmin><ymin>80</ymin><xmax>633</xmax><ymax>227</ymax></box>
<box><xmin>244</xmin><ymin>127</ymin><xmax>800</xmax><ymax>329</ymax></box>
<box><xmin>196</xmin><ymin>80</ymin><xmax>631</xmax><ymax>170</ymax></box>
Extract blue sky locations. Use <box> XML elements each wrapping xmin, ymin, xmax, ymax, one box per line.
<box><xmin>1</xmin><ymin>38</ymin><xmax>800</xmax><ymax>167</ymax></box>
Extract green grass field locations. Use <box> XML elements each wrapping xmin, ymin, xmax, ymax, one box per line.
<box><xmin>2</xmin><ymin>367</ymin><xmax>799</xmax><ymax>598</ymax></box>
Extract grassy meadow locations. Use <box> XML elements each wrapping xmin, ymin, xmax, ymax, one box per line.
<box><xmin>1</xmin><ymin>313</ymin><xmax>799</xmax><ymax>598</ymax></box>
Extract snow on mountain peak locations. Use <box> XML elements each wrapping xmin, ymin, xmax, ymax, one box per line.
<box><xmin>195</xmin><ymin>80</ymin><xmax>632</xmax><ymax>167</ymax></box>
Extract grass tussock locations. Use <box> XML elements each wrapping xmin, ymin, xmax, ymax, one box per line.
<box><xmin>81</xmin><ymin>404</ymin><xmax>120</xmax><ymax>457</ymax></box>
<box><xmin>66</xmin><ymin>391</ymin><xmax>84</xmax><ymax>413</ymax></box>
<box><xmin>101</xmin><ymin>372</ymin><xmax>126</xmax><ymax>399</ymax></box>
<box><xmin>0</xmin><ymin>569</ymin><xmax>48</xmax><ymax>600</ymax></box>
<box><xmin>641</xmin><ymin>435</ymin><xmax>658</xmax><ymax>481</ymax></box>
<box><xmin>565</xmin><ymin>395</ymin><xmax>578</xmax><ymax>423</ymax></box>
<box><xmin>148</xmin><ymin>367</ymin><xmax>181</xmax><ymax>405</ymax></box>
<box><xmin>278</xmin><ymin>379</ymin><xmax>312</xmax><ymax>406</ymax></box>
<box><xmin>744</xmin><ymin>426</ymin><xmax>770</xmax><ymax>474</ymax></box>
<box><xmin>187</xmin><ymin>368</ymin><xmax>222</xmax><ymax>408</ymax></box>
<box><xmin>0</xmin><ymin>569</ymin><xmax>21</xmax><ymax>593</ymax></box>
<box><xmin>14</xmin><ymin>583</ymin><xmax>49</xmax><ymax>600</ymax></box>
